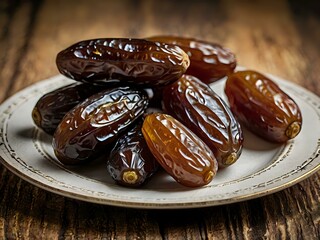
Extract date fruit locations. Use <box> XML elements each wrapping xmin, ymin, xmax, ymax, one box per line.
<box><xmin>225</xmin><ymin>70</ymin><xmax>302</xmax><ymax>143</ymax></box>
<box><xmin>32</xmin><ymin>83</ymin><xmax>105</xmax><ymax>135</ymax></box>
<box><xmin>56</xmin><ymin>38</ymin><xmax>190</xmax><ymax>87</ymax></box>
<box><xmin>53</xmin><ymin>87</ymin><xmax>148</xmax><ymax>165</ymax></box>
<box><xmin>107</xmin><ymin>121</ymin><xmax>159</xmax><ymax>187</ymax></box>
<box><xmin>162</xmin><ymin>75</ymin><xmax>243</xmax><ymax>168</ymax></box>
<box><xmin>147</xmin><ymin>35</ymin><xmax>236</xmax><ymax>83</ymax></box>
<box><xmin>142</xmin><ymin>113</ymin><xmax>218</xmax><ymax>187</ymax></box>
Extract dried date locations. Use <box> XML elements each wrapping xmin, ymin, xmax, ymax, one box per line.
<box><xmin>224</xmin><ymin>70</ymin><xmax>302</xmax><ymax>143</ymax></box>
<box><xmin>32</xmin><ymin>83</ymin><xmax>105</xmax><ymax>135</ymax></box>
<box><xmin>142</xmin><ymin>113</ymin><xmax>218</xmax><ymax>187</ymax></box>
<box><xmin>56</xmin><ymin>38</ymin><xmax>190</xmax><ymax>87</ymax></box>
<box><xmin>162</xmin><ymin>75</ymin><xmax>243</xmax><ymax>168</ymax></box>
<box><xmin>147</xmin><ymin>35</ymin><xmax>236</xmax><ymax>83</ymax></box>
<box><xmin>107</xmin><ymin>121</ymin><xmax>159</xmax><ymax>187</ymax></box>
<box><xmin>53</xmin><ymin>87</ymin><xmax>148</xmax><ymax>165</ymax></box>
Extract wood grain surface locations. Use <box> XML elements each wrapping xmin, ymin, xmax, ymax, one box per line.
<box><xmin>0</xmin><ymin>0</ymin><xmax>319</xmax><ymax>239</ymax></box>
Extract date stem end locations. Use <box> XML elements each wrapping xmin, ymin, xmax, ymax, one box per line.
<box><xmin>122</xmin><ymin>170</ymin><xmax>139</xmax><ymax>185</ymax></box>
<box><xmin>32</xmin><ymin>107</ymin><xmax>42</xmax><ymax>127</ymax></box>
<box><xmin>204</xmin><ymin>170</ymin><xmax>214</xmax><ymax>184</ymax></box>
<box><xmin>286</xmin><ymin>121</ymin><xmax>301</xmax><ymax>139</ymax></box>
<box><xmin>224</xmin><ymin>152</ymin><xmax>238</xmax><ymax>166</ymax></box>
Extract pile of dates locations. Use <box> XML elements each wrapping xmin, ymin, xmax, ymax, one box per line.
<box><xmin>32</xmin><ymin>36</ymin><xmax>302</xmax><ymax>188</ymax></box>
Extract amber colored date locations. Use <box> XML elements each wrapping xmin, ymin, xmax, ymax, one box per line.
<box><xmin>56</xmin><ymin>38</ymin><xmax>190</xmax><ymax>87</ymax></box>
<box><xmin>225</xmin><ymin>70</ymin><xmax>302</xmax><ymax>143</ymax></box>
<box><xmin>53</xmin><ymin>87</ymin><xmax>148</xmax><ymax>165</ymax></box>
<box><xmin>107</xmin><ymin>121</ymin><xmax>159</xmax><ymax>187</ymax></box>
<box><xmin>147</xmin><ymin>35</ymin><xmax>236</xmax><ymax>83</ymax></box>
<box><xmin>32</xmin><ymin>83</ymin><xmax>105</xmax><ymax>135</ymax></box>
<box><xmin>142</xmin><ymin>113</ymin><xmax>218</xmax><ymax>187</ymax></box>
<box><xmin>162</xmin><ymin>75</ymin><xmax>243</xmax><ymax>168</ymax></box>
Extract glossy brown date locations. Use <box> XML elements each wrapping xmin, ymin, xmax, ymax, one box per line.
<box><xmin>162</xmin><ymin>75</ymin><xmax>243</xmax><ymax>168</ymax></box>
<box><xmin>56</xmin><ymin>38</ymin><xmax>190</xmax><ymax>87</ymax></box>
<box><xmin>147</xmin><ymin>35</ymin><xmax>236</xmax><ymax>83</ymax></box>
<box><xmin>224</xmin><ymin>70</ymin><xmax>302</xmax><ymax>143</ymax></box>
<box><xmin>32</xmin><ymin>83</ymin><xmax>105</xmax><ymax>135</ymax></box>
<box><xmin>142</xmin><ymin>113</ymin><xmax>218</xmax><ymax>187</ymax></box>
<box><xmin>107</xmin><ymin>121</ymin><xmax>159</xmax><ymax>187</ymax></box>
<box><xmin>53</xmin><ymin>87</ymin><xmax>148</xmax><ymax>165</ymax></box>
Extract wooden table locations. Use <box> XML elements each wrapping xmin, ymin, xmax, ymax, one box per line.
<box><xmin>1</xmin><ymin>0</ymin><xmax>319</xmax><ymax>239</ymax></box>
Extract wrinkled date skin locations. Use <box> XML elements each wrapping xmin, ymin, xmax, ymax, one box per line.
<box><xmin>225</xmin><ymin>70</ymin><xmax>302</xmax><ymax>143</ymax></box>
<box><xmin>162</xmin><ymin>75</ymin><xmax>243</xmax><ymax>168</ymax></box>
<box><xmin>107</xmin><ymin>121</ymin><xmax>159</xmax><ymax>187</ymax></box>
<box><xmin>32</xmin><ymin>83</ymin><xmax>105</xmax><ymax>135</ymax></box>
<box><xmin>147</xmin><ymin>35</ymin><xmax>236</xmax><ymax>83</ymax></box>
<box><xmin>53</xmin><ymin>87</ymin><xmax>148</xmax><ymax>165</ymax></box>
<box><xmin>56</xmin><ymin>38</ymin><xmax>190</xmax><ymax>87</ymax></box>
<box><xmin>142</xmin><ymin>113</ymin><xmax>218</xmax><ymax>187</ymax></box>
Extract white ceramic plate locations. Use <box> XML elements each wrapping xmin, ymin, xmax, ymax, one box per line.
<box><xmin>1</xmin><ymin>74</ymin><xmax>320</xmax><ymax>209</ymax></box>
